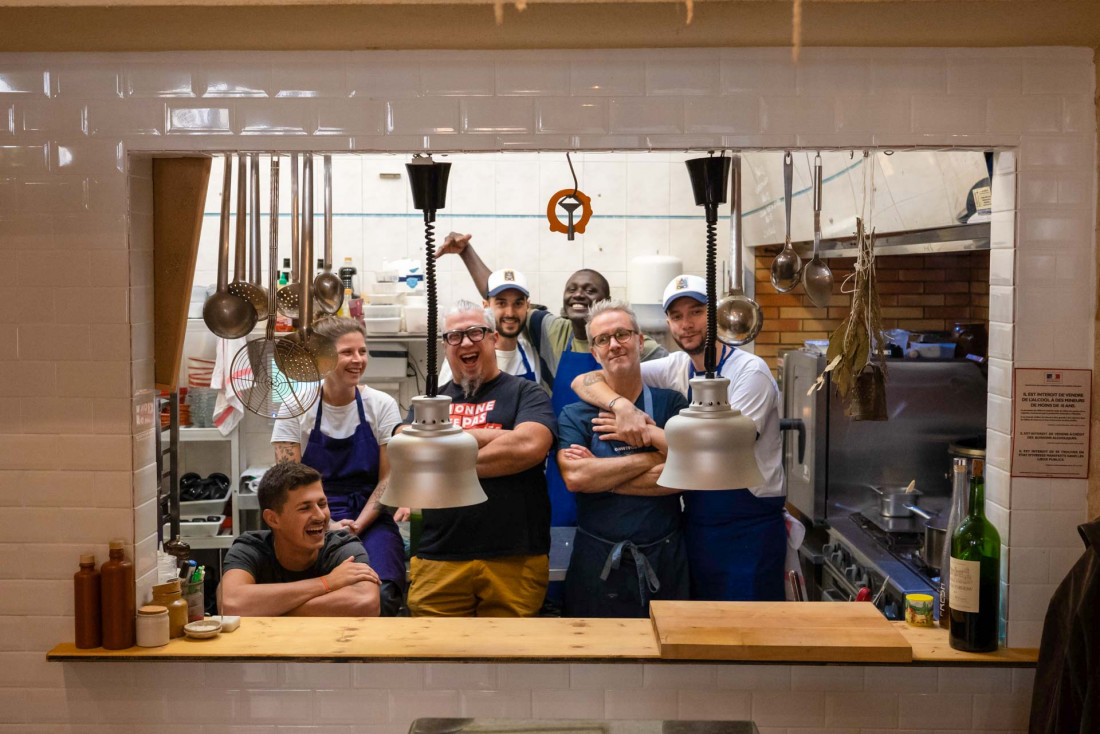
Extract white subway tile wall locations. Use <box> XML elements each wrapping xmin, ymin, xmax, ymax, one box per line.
<box><xmin>0</xmin><ymin>47</ymin><xmax>1094</xmax><ymax>732</ymax></box>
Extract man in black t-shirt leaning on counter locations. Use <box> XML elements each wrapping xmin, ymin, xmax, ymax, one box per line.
<box><xmin>405</xmin><ymin>299</ymin><xmax>557</xmax><ymax>617</ymax></box>
<box><xmin>217</xmin><ymin>462</ymin><xmax>381</xmax><ymax>617</ymax></box>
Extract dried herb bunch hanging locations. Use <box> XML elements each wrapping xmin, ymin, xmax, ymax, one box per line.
<box><xmin>811</xmin><ymin>152</ymin><xmax>888</xmax><ymax>420</ymax></box>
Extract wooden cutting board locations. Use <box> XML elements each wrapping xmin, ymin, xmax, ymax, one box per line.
<box><xmin>650</xmin><ymin>601</ymin><xmax>913</xmax><ymax>663</ymax></box>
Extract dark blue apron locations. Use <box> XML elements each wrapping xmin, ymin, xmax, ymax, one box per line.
<box><xmin>514</xmin><ymin>341</ymin><xmax>536</xmax><ymax>382</ymax></box>
<box><xmin>545</xmin><ymin>332</ymin><xmax>598</xmax><ymax>528</ymax></box>
<box><xmin>682</xmin><ymin>347</ymin><xmax>786</xmax><ymax>601</ymax></box>
<box><xmin>563</xmin><ymin>387</ymin><xmax>690</xmax><ymax>618</ymax></box>
<box><xmin>301</xmin><ymin>387</ymin><xmax>406</xmax><ymax>590</ymax></box>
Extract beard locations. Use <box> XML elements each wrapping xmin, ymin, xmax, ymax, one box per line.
<box><xmin>497</xmin><ymin>319</ymin><xmax>522</xmax><ymax>339</ymax></box>
<box><xmin>458</xmin><ymin>373</ymin><xmax>485</xmax><ymax>399</ymax></box>
<box><xmin>673</xmin><ymin>333</ymin><xmax>706</xmax><ymax>356</ymax></box>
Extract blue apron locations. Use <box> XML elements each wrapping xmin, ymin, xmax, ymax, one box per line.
<box><xmin>301</xmin><ymin>387</ymin><xmax>406</xmax><ymax>590</ymax></box>
<box><xmin>545</xmin><ymin>333</ymin><xmax>599</xmax><ymax>528</ymax></box>
<box><xmin>682</xmin><ymin>347</ymin><xmax>786</xmax><ymax>601</ymax></box>
<box><xmin>563</xmin><ymin>386</ymin><xmax>690</xmax><ymax>618</ymax></box>
<box><xmin>515</xmin><ymin>342</ymin><xmax>536</xmax><ymax>382</ymax></box>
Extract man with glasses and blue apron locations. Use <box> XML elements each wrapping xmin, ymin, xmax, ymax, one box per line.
<box><xmin>567</xmin><ymin>275</ymin><xmax>787</xmax><ymax>602</ymax></box>
<box><xmin>555</xmin><ymin>300</ymin><xmax>690</xmax><ymax>617</ymax></box>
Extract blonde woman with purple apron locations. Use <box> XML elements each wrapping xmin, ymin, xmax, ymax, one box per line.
<box><xmin>272</xmin><ymin>318</ymin><xmax>407</xmax><ymax>616</ymax></box>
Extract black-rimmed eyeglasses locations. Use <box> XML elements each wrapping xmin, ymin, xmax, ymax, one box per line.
<box><xmin>441</xmin><ymin>326</ymin><xmax>492</xmax><ymax>346</ymax></box>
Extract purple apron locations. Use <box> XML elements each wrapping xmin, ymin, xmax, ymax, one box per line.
<box><xmin>301</xmin><ymin>387</ymin><xmax>406</xmax><ymax>590</ymax></box>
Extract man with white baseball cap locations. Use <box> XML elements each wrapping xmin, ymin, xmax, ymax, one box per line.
<box><xmin>440</xmin><ymin>268</ymin><xmax>541</xmax><ymax>387</ymax></box>
<box><xmin>568</xmin><ymin>273</ymin><xmax>786</xmax><ymax>602</ymax></box>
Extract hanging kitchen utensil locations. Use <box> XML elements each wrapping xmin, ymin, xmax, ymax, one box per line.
<box><xmin>282</xmin><ymin>154</ymin><xmax>336</xmax><ymax>378</ymax></box>
<box><xmin>546</xmin><ymin>153</ymin><xmax>592</xmax><ymax>240</ymax></box>
<box><xmin>247</xmin><ymin>153</ymin><xmax>269</xmax><ymax>322</ymax></box>
<box><xmin>226</xmin><ymin>154</ymin><xmax>266</xmax><ymax>320</ymax></box>
<box><xmin>313</xmin><ymin>154</ymin><xmax>344</xmax><ymax>315</ymax></box>
<box><xmin>769</xmin><ymin>151</ymin><xmax>802</xmax><ymax>293</ymax></box>
<box><xmin>275</xmin><ymin>153</ymin><xmax>301</xmax><ymax>320</ymax></box>
<box><xmin>230</xmin><ymin>156</ymin><xmax>319</xmax><ymax>418</ymax></box>
<box><xmin>715</xmin><ymin>154</ymin><xmax>764</xmax><ymax>346</ymax></box>
<box><xmin>203</xmin><ymin>154</ymin><xmax>257</xmax><ymax>340</ymax></box>
<box><xmin>802</xmin><ymin>153</ymin><xmax>835</xmax><ymax>309</ymax></box>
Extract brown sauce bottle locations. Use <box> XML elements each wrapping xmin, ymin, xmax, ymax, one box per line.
<box><xmin>73</xmin><ymin>554</ymin><xmax>101</xmax><ymax>649</ymax></box>
<box><xmin>100</xmin><ymin>540</ymin><xmax>135</xmax><ymax>650</ymax></box>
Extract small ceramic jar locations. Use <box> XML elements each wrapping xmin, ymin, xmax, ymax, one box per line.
<box><xmin>136</xmin><ymin>605</ymin><xmax>169</xmax><ymax>647</ymax></box>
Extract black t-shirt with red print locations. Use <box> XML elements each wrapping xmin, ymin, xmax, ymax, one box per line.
<box><xmin>408</xmin><ymin>371</ymin><xmax>557</xmax><ymax>561</ymax></box>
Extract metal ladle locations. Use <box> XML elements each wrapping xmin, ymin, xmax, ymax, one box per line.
<box><xmin>227</xmin><ymin>154</ymin><xmax>267</xmax><ymax>319</ymax></box>
<box><xmin>248</xmin><ymin>153</ymin><xmax>269</xmax><ymax>321</ymax></box>
<box><xmin>802</xmin><ymin>153</ymin><xmax>835</xmax><ymax>309</ymax></box>
<box><xmin>203</xmin><ymin>153</ymin><xmax>258</xmax><ymax>339</ymax></box>
<box><xmin>275</xmin><ymin>153</ymin><xmax>301</xmax><ymax>319</ymax></box>
<box><xmin>313</xmin><ymin>154</ymin><xmax>344</xmax><ymax>315</ymax></box>
<box><xmin>716</xmin><ymin>154</ymin><xmax>764</xmax><ymax>346</ymax></box>
<box><xmin>769</xmin><ymin>151</ymin><xmax>802</xmax><ymax>293</ymax></box>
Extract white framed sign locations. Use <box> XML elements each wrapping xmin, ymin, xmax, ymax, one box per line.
<box><xmin>1012</xmin><ymin>368</ymin><xmax>1092</xmax><ymax>479</ymax></box>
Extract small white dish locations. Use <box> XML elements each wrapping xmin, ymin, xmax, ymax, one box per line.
<box><xmin>183</xmin><ymin>620</ymin><xmax>222</xmax><ymax>640</ymax></box>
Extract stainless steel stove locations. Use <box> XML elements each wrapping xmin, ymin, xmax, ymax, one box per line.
<box><xmin>782</xmin><ymin>349</ymin><xmax>987</xmax><ymax>620</ymax></box>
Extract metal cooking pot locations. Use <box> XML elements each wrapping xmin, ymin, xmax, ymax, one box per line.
<box><xmin>872</xmin><ymin>485</ymin><xmax>934</xmax><ymax>519</ymax></box>
<box><xmin>919</xmin><ymin>516</ymin><xmax>948</xmax><ymax>571</ymax></box>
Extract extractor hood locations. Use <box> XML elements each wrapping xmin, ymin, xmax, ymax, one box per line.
<box><xmin>750</xmin><ymin>221</ymin><xmax>991</xmax><ymax>259</ymax></box>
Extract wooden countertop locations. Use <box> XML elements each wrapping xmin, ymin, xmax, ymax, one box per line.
<box><xmin>47</xmin><ymin>614</ymin><xmax>1038</xmax><ymax>666</ymax></box>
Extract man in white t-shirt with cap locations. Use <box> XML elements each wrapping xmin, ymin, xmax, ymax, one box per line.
<box><xmin>440</xmin><ymin>268</ymin><xmax>541</xmax><ymax>388</ymax></box>
<box><xmin>568</xmin><ymin>274</ymin><xmax>786</xmax><ymax>602</ymax></box>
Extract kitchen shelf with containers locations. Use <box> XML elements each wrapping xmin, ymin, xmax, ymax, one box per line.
<box><xmin>161</xmin><ymin>356</ymin><xmax>242</xmax><ymax>551</ymax></box>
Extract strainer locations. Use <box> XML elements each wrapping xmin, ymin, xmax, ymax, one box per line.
<box><xmin>230</xmin><ymin>155</ymin><xmax>319</xmax><ymax>419</ymax></box>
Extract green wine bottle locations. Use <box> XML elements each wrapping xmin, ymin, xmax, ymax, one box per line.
<box><xmin>948</xmin><ymin>459</ymin><xmax>1001</xmax><ymax>652</ymax></box>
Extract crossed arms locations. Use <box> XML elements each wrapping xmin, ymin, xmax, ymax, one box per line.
<box><xmin>218</xmin><ymin>556</ymin><xmax>381</xmax><ymax>617</ymax></box>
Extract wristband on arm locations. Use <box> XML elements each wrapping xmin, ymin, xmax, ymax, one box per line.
<box><xmin>320</xmin><ymin>576</ymin><xmax>331</xmax><ymax>594</ymax></box>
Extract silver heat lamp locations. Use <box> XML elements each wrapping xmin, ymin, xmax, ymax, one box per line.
<box><xmin>382</xmin><ymin>156</ymin><xmax>486</xmax><ymax>510</ymax></box>
<box><xmin>658</xmin><ymin>153</ymin><xmax>765</xmax><ymax>491</ymax></box>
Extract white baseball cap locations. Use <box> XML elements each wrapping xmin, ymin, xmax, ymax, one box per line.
<box><xmin>486</xmin><ymin>269</ymin><xmax>530</xmax><ymax>298</ymax></box>
<box><xmin>662</xmin><ymin>274</ymin><xmax>707</xmax><ymax>310</ymax></box>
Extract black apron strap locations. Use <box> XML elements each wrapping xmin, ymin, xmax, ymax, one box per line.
<box><xmin>578</xmin><ymin>526</ymin><xmax>674</xmax><ymax>606</ymax></box>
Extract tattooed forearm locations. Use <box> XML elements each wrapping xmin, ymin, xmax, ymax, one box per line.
<box><xmin>273</xmin><ymin>443</ymin><xmax>299</xmax><ymax>464</ymax></box>
<box><xmin>369</xmin><ymin>479</ymin><xmax>390</xmax><ymax>513</ymax></box>
<box><xmin>582</xmin><ymin>372</ymin><xmax>607</xmax><ymax>387</ymax></box>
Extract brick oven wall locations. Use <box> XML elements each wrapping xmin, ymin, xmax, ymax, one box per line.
<box><xmin>752</xmin><ymin>248</ymin><xmax>991</xmax><ymax>373</ymax></box>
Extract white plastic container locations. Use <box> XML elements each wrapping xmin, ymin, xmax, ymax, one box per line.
<box><xmin>403</xmin><ymin>305</ymin><xmax>428</xmax><ymax>334</ymax></box>
<box><xmin>364</xmin><ymin>317</ymin><xmax>401</xmax><ymax>335</ymax></box>
<box><xmin>177</xmin><ymin>515</ymin><xmax>224</xmax><ymax>537</ymax></box>
<box><xmin>361</xmin><ymin>304</ymin><xmax>402</xmax><ymax>319</ymax></box>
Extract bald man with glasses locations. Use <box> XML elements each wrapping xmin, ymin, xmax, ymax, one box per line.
<box><xmin>404</xmin><ymin>300</ymin><xmax>557</xmax><ymax>617</ymax></box>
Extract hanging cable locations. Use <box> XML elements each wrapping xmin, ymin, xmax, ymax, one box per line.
<box><xmin>705</xmin><ymin>216</ymin><xmax>718</xmax><ymax>378</ymax></box>
<box><xmin>424</xmin><ymin>216</ymin><xmax>438</xmax><ymax>398</ymax></box>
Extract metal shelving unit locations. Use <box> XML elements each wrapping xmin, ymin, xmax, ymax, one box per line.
<box><xmin>157</xmin><ymin>400</ymin><xmax>242</xmax><ymax>551</ymax></box>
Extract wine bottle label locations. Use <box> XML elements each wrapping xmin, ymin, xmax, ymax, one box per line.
<box><xmin>949</xmin><ymin>557</ymin><xmax>981</xmax><ymax>613</ymax></box>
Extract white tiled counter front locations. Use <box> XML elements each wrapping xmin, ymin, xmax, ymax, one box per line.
<box><xmin>0</xmin><ymin>45</ymin><xmax>1094</xmax><ymax>732</ymax></box>
<box><xmin>20</xmin><ymin>661</ymin><xmax>1034</xmax><ymax>733</ymax></box>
